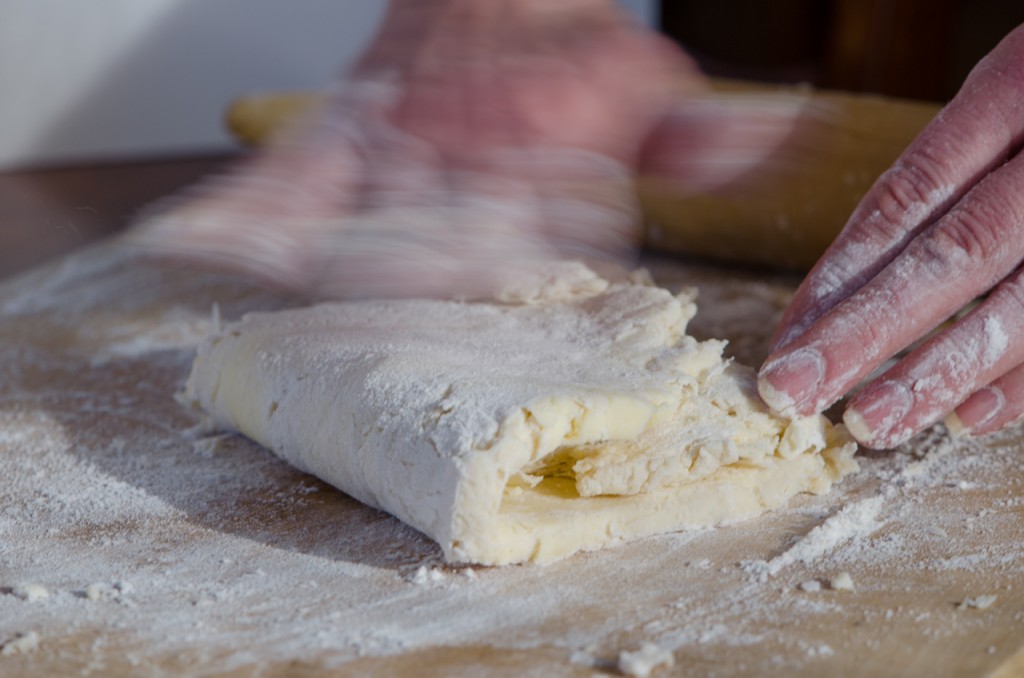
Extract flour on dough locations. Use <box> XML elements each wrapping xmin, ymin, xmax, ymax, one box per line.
<box><xmin>181</xmin><ymin>263</ymin><xmax>857</xmax><ymax>565</ymax></box>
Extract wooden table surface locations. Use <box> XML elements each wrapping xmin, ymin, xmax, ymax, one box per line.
<box><xmin>1</xmin><ymin>158</ymin><xmax>1022</xmax><ymax>676</ymax></box>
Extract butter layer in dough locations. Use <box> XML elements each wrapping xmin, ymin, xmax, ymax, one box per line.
<box><xmin>181</xmin><ymin>267</ymin><xmax>857</xmax><ymax>565</ymax></box>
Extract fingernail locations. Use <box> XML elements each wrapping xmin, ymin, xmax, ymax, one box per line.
<box><xmin>843</xmin><ymin>381</ymin><xmax>914</xmax><ymax>448</ymax></box>
<box><xmin>758</xmin><ymin>347</ymin><xmax>826</xmax><ymax>417</ymax></box>
<box><xmin>947</xmin><ymin>386</ymin><xmax>1005</xmax><ymax>437</ymax></box>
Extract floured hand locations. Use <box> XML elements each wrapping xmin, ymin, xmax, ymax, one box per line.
<box><xmin>759</xmin><ymin>24</ymin><xmax>1024</xmax><ymax>448</ymax></box>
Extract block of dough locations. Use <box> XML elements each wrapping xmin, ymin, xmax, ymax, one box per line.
<box><xmin>182</xmin><ymin>265</ymin><xmax>857</xmax><ymax>565</ymax></box>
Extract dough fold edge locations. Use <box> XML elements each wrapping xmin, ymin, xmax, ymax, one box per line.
<box><xmin>451</xmin><ymin>404</ymin><xmax>855</xmax><ymax>564</ymax></box>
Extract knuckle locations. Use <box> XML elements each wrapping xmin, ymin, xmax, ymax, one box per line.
<box><xmin>962</xmin><ymin>34</ymin><xmax>1024</xmax><ymax>136</ymax></box>
<box><xmin>908</xmin><ymin>153</ymin><xmax>1024</xmax><ymax>278</ymax></box>
<box><xmin>843</xmin><ymin>294</ymin><xmax>894</xmax><ymax>360</ymax></box>
<box><xmin>926</xmin><ymin>204</ymin><xmax>1005</xmax><ymax>268</ymax></box>
<box><xmin>996</xmin><ymin>362</ymin><xmax>1024</xmax><ymax>403</ymax></box>
<box><xmin>992</xmin><ymin>270</ymin><xmax>1024</xmax><ymax>315</ymax></box>
<box><xmin>848</xmin><ymin>314</ymin><xmax>882</xmax><ymax>354</ymax></box>
<box><xmin>868</xmin><ymin>152</ymin><xmax>952</xmax><ymax>235</ymax></box>
<box><xmin>873</xmin><ymin>170</ymin><xmax>929</xmax><ymax>225</ymax></box>
<box><xmin>973</xmin><ymin>32</ymin><xmax>1024</xmax><ymax>94</ymax></box>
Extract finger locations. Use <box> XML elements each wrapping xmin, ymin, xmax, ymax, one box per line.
<box><xmin>353</xmin><ymin>1</ymin><xmax>444</xmax><ymax>75</ymax></box>
<box><xmin>759</xmin><ymin>149</ymin><xmax>1024</xmax><ymax>420</ymax></box>
<box><xmin>500</xmin><ymin>10</ymin><xmax>677</xmax><ymax>158</ymax></box>
<box><xmin>360</xmin><ymin>94</ymin><xmax>451</xmax><ymax>210</ymax></box>
<box><xmin>773</xmin><ymin>24</ymin><xmax>1024</xmax><ymax>351</ymax></box>
<box><xmin>947</xmin><ymin>363</ymin><xmax>1024</xmax><ymax>437</ymax></box>
<box><xmin>446</xmin><ymin>146</ymin><xmax>639</xmax><ymax>263</ymax></box>
<box><xmin>843</xmin><ymin>264</ymin><xmax>1024</xmax><ymax>448</ymax></box>
<box><xmin>638</xmin><ymin>91</ymin><xmax>828</xmax><ymax>194</ymax></box>
<box><xmin>562</xmin><ymin>21</ymin><xmax>687</xmax><ymax>157</ymax></box>
<box><xmin>307</xmin><ymin>201</ymin><xmax>571</xmax><ymax>301</ymax></box>
<box><xmin>523</xmin><ymin>148</ymin><xmax>639</xmax><ymax>261</ymax></box>
<box><xmin>124</xmin><ymin>97</ymin><xmax>365</xmax><ymax>289</ymax></box>
<box><xmin>394</xmin><ymin>62</ymin><xmax>470</xmax><ymax>154</ymax></box>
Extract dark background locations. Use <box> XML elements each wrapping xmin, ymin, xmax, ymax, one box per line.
<box><xmin>662</xmin><ymin>0</ymin><xmax>1024</xmax><ymax>102</ymax></box>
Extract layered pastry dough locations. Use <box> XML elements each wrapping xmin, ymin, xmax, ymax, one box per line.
<box><xmin>182</xmin><ymin>265</ymin><xmax>856</xmax><ymax>565</ymax></box>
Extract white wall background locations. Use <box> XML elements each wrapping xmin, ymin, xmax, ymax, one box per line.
<box><xmin>0</xmin><ymin>0</ymin><xmax>657</xmax><ymax>170</ymax></box>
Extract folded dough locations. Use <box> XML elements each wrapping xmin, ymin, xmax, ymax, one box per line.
<box><xmin>182</xmin><ymin>265</ymin><xmax>856</xmax><ymax>565</ymax></box>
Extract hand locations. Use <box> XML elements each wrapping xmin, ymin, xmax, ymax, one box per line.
<box><xmin>758</xmin><ymin>24</ymin><xmax>1024</xmax><ymax>448</ymax></box>
<box><xmin>127</xmin><ymin>0</ymin><xmax>692</xmax><ymax>298</ymax></box>
<box><xmin>127</xmin><ymin>0</ymin><xmax>809</xmax><ymax>300</ymax></box>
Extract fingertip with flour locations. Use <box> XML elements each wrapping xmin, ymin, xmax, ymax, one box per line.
<box><xmin>757</xmin><ymin>346</ymin><xmax>826</xmax><ymax>419</ymax></box>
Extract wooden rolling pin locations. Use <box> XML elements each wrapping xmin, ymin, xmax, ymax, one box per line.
<box><xmin>224</xmin><ymin>82</ymin><xmax>941</xmax><ymax>271</ymax></box>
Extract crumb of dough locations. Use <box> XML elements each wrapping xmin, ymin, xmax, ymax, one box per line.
<box><xmin>10</xmin><ymin>584</ymin><xmax>49</xmax><ymax>602</ymax></box>
<box><xmin>618</xmin><ymin>643</ymin><xmax>674</xmax><ymax>677</ymax></box>
<box><xmin>1</xmin><ymin>631</ymin><xmax>40</xmax><ymax>656</ymax></box>
<box><xmin>410</xmin><ymin>566</ymin><xmax>445</xmax><ymax>586</ymax></box>
<box><xmin>79</xmin><ymin>581</ymin><xmax>132</xmax><ymax>602</ymax></box>
<box><xmin>830</xmin><ymin>572</ymin><xmax>855</xmax><ymax>591</ymax></box>
<box><xmin>799</xmin><ymin>580</ymin><xmax>822</xmax><ymax>593</ymax></box>
<box><xmin>958</xmin><ymin>595</ymin><xmax>997</xmax><ymax>610</ymax></box>
<box><xmin>84</xmin><ymin>583</ymin><xmax>109</xmax><ymax>600</ymax></box>
<box><xmin>569</xmin><ymin>649</ymin><xmax>594</xmax><ymax>665</ymax></box>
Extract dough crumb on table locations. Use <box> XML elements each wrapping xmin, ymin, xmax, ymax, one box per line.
<box><xmin>618</xmin><ymin>642</ymin><xmax>675</xmax><ymax>677</ymax></box>
<box><xmin>830</xmin><ymin>572</ymin><xmax>855</xmax><ymax>591</ymax></box>
<box><xmin>959</xmin><ymin>595</ymin><xmax>998</xmax><ymax>610</ymax></box>
<box><xmin>1</xmin><ymin>631</ymin><xmax>41</xmax><ymax>656</ymax></box>
<box><xmin>7</xmin><ymin>584</ymin><xmax>49</xmax><ymax>602</ymax></box>
<box><xmin>410</xmin><ymin>566</ymin><xmax>446</xmax><ymax>586</ymax></box>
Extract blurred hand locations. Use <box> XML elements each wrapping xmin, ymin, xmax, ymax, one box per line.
<box><xmin>128</xmin><ymin>0</ymin><xmax>807</xmax><ymax>299</ymax></box>
<box><xmin>128</xmin><ymin>0</ymin><xmax>691</xmax><ymax>298</ymax></box>
<box><xmin>759</xmin><ymin>24</ymin><xmax>1024</xmax><ymax>448</ymax></box>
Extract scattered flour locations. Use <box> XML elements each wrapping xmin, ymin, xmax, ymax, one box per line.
<box><xmin>982</xmin><ymin>316</ymin><xmax>1008</xmax><ymax>367</ymax></box>
<box><xmin>1</xmin><ymin>248</ymin><xmax>1021</xmax><ymax>675</ymax></box>
<box><xmin>744</xmin><ymin>496</ymin><xmax>885</xmax><ymax>580</ymax></box>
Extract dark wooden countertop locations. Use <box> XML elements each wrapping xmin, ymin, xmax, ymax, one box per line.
<box><xmin>0</xmin><ymin>154</ymin><xmax>235</xmax><ymax>281</ymax></box>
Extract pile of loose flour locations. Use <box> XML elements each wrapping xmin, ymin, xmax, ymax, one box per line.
<box><xmin>1</xmin><ymin>247</ymin><xmax>1021</xmax><ymax>675</ymax></box>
